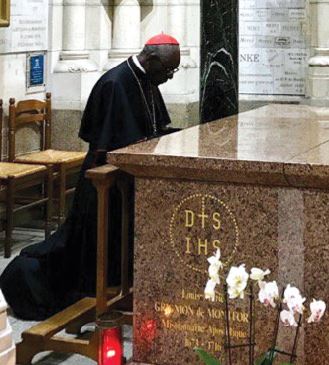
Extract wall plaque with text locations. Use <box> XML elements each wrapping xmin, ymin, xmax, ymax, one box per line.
<box><xmin>239</xmin><ymin>0</ymin><xmax>308</xmax><ymax>95</ymax></box>
<box><xmin>133</xmin><ymin>181</ymin><xmax>265</xmax><ymax>365</ymax></box>
<box><xmin>26</xmin><ymin>52</ymin><xmax>46</xmax><ymax>93</ymax></box>
<box><xmin>0</xmin><ymin>0</ymin><xmax>48</xmax><ymax>53</ymax></box>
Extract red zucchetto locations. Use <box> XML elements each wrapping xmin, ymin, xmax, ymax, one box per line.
<box><xmin>145</xmin><ymin>33</ymin><xmax>179</xmax><ymax>46</ymax></box>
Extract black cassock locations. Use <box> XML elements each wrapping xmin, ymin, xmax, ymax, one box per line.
<box><xmin>0</xmin><ymin>57</ymin><xmax>178</xmax><ymax>320</ymax></box>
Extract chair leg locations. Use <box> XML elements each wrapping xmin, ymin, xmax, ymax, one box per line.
<box><xmin>58</xmin><ymin>165</ymin><xmax>66</xmax><ymax>226</ymax></box>
<box><xmin>45</xmin><ymin>165</ymin><xmax>54</xmax><ymax>238</ymax></box>
<box><xmin>5</xmin><ymin>178</ymin><xmax>14</xmax><ymax>258</ymax></box>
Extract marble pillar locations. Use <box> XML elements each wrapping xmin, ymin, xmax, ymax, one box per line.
<box><xmin>307</xmin><ymin>0</ymin><xmax>329</xmax><ymax>101</ymax></box>
<box><xmin>200</xmin><ymin>0</ymin><xmax>239</xmax><ymax>123</ymax></box>
<box><xmin>105</xmin><ymin>0</ymin><xmax>141</xmax><ymax>70</ymax></box>
<box><xmin>54</xmin><ymin>0</ymin><xmax>97</xmax><ymax>72</ymax></box>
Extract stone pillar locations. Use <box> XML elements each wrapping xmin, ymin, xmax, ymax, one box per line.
<box><xmin>54</xmin><ymin>0</ymin><xmax>97</xmax><ymax>72</ymax></box>
<box><xmin>307</xmin><ymin>0</ymin><xmax>329</xmax><ymax>101</ymax></box>
<box><xmin>168</xmin><ymin>0</ymin><xmax>186</xmax><ymax>45</ymax></box>
<box><xmin>163</xmin><ymin>0</ymin><xmax>199</xmax><ymax>127</ymax></box>
<box><xmin>200</xmin><ymin>1</ymin><xmax>239</xmax><ymax>123</ymax></box>
<box><xmin>105</xmin><ymin>0</ymin><xmax>141</xmax><ymax>70</ymax></box>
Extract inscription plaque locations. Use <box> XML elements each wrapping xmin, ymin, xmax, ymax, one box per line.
<box><xmin>134</xmin><ymin>191</ymin><xmax>250</xmax><ymax>364</ymax></box>
<box><xmin>0</xmin><ymin>0</ymin><xmax>47</xmax><ymax>53</ymax></box>
<box><xmin>239</xmin><ymin>0</ymin><xmax>308</xmax><ymax>95</ymax></box>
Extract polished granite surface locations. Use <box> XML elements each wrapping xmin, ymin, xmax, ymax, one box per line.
<box><xmin>108</xmin><ymin>105</ymin><xmax>329</xmax><ymax>365</ymax></box>
<box><xmin>108</xmin><ymin>105</ymin><xmax>329</xmax><ymax>188</ymax></box>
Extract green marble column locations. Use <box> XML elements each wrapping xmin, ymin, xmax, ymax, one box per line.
<box><xmin>200</xmin><ymin>0</ymin><xmax>239</xmax><ymax>123</ymax></box>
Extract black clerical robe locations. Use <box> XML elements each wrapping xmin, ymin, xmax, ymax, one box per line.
<box><xmin>0</xmin><ymin>57</ymin><xmax>177</xmax><ymax>320</ymax></box>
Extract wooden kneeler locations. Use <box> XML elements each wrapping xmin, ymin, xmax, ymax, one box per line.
<box><xmin>16</xmin><ymin>165</ymin><xmax>133</xmax><ymax>364</ymax></box>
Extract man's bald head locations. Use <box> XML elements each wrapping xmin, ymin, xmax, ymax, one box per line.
<box><xmin>138</xmin><ymin>43</ymin><xmax>181</xmax><ymax>85</ymax></box>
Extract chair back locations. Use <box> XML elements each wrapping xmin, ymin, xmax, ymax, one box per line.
<box><xmin>8</xmin><ymin>93</ymin><xmax>51</xmax><ymax>162</ymax></box>
<box><xmin>0</xmin><ymin>99</ymin><xmax>3</xmax><ymax>161</ymax></box>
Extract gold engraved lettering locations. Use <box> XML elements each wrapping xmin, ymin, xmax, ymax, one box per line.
<box><xmin>181</xmin><ymin>288</ymin><xmax>224</xmax><ymax>303</ymax></box>
<box><xmin>184</xmin><ymin>337</ymin><xmax>200</xmax><ymax>348</ymax></box>
<box><xmin>184</xmin><ymin>239</ymin><xmax>222</xmax><ymax>256</ymax></box>
<box><xmin>241</xmin><ymin>312</ymin><xmax>249</xmax><ymax>323</ymax></box>
<box><xmin>208</xmin><ymin>326</ymin><xmax>225</xmax><ymax>337</ymax></box>
<box><xmin>197</xmin><ymin>211</ymin><xmax>209</xmax><ymax>229</ymax></box>
<box><xmin>207</xmin><ymin>308</ymin><xmax>225</xmax><ymax>320</ymax></box>
<box><xmin>212</xmin><ymin>212</ymin><xmax>221</xmax><ymax>230</ymax></box>
<box><xmin>230</xmin><ymin>328</ymin><xmax>248</xmax><ymax>339</ymax></box>
<box><xmin>207</xmin><ymin>340</ymin><xmax>222</xmax><ymax>352</ymax></box>
<box><xmin>181</xmin><ymin>289</ymin><xmax>204</xmax><ymax>301</ymax></box>
<box><xmin>185</xmin><ymin>237</ymin><xmax>192</xmax><ymax>254</ymax></box>
<box><xmin>185</xmin><ymin>210</ymin><xmax>194</xmax><ymax>227</ymax></box>
<box><xmin>162</xmin><ymin>320</ymin><xmax>206</xmax><ymax>334</ymax></box>
<box><xmin>212</xmin><ymin>239</ymin><xmax>221</xmax><ymax>250</ymax></box>
<box><xmin>231</xmin><ymin>311</ymin><xmax>249</xmax><ymax>323</ymax></box>
<box><xmin>174</xmin><ymin>304</ymin><xmax>194</xmax><ymax>316</ymax></box>
<box><xmin>198</xmin><ymin>238</ymin><xmax>208</xmax><ymax>255</ymax></box>
<box><xmin>207</xmin><ymin>308</ymin><xmax>248</xmax><ymax>322</ymax></box>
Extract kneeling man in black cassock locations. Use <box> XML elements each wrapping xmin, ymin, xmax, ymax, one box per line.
<box><xmin>0</xmin><ymin>33</ymin><xmax>181</xmax><ymax>320</ymax></box>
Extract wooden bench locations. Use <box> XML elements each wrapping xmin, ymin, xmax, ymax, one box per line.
<box><xmin>16</xmin><ymin>164</ymin><xmax>133</xmax><ymax>364</ymax></box>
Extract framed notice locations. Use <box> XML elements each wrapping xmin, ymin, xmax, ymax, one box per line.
<box><xmin>26</xmin><ymin>52</ymin><xmax>46</xmax><ymax>93</ymax></box>
<box><xmin>0</xmin><ymin>0</ymin><xmax>10</xmax><ymax>27</ymax></box>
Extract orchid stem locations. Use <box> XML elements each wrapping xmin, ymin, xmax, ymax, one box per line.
<box><xmin>224</xmin><ymin>284</ymin><xmax>233</xmax><ymax>365</ymax></box>
<box><xmin>290</xmin><ymin>313</ymin><xmax>302</xmax><ymax>363</ymax></box>
<box><xmin>248</xmin><ymin>283</ymin><xmax>255</xmax><ymax>365</ymax></box>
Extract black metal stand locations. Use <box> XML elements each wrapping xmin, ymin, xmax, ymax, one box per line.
<box><xmin>224</xmin><ymin>283</ymin><xmax>256</xmax><ymax>365</ymax></box>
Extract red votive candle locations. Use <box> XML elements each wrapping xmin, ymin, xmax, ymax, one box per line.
<box><xmin>97</xmin><ymin>312</ymin><xmax>124</xmax><ymax>365</ymax></box>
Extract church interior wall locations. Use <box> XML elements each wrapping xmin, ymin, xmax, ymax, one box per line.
<box><xmin>1</xmin><ymin>0</ymin><xmax>328</xmax><ymax>159</ymax></box>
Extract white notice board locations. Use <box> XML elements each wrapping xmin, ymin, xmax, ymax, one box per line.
<box><xmin>239</xmin><ymin>0</ymin><xmax>308</xmax><ymax>95</ymax></box>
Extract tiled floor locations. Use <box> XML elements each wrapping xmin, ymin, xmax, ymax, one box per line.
<box><xmin>0</xmin><ymin>228</ymin><xmax>133</xmax><ymax>365</ymax></box>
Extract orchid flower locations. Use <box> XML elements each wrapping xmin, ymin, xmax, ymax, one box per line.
<box><xmin>283</xmin><ymin>285</ymin><xmax>306</xmax><ymax>314</ymax></box>
<box><xmin>250</xmin><ymin>268</ymin><xmax>271</xmax><ymax>282</ymax></box>
<box><xmin>204</xmin><ymin>279</ymin><xmax>218</xmax><ymax>301</ymax></box>
<box><xmin>258</xmin><ymin>281</ymin><xmax>279</xmax><ymax>308</ymax></box>
<box><xmin>226</xmin><ymin>264</ymin><xmax>249</xmax><ymax>299</ymax></box>
<box><xmin>280</xmin><ymin>309</ymin><xmax>298</xmax><ymax>327</ymax></box>
<box><xmin>307</xmin><ymin>299</ymin><xmax>326</xmax><ymax>323</ymax></box>
<box><xmin>207</xmin><ymin>249</ymin><xmax>223</xmax><ymax>280</ymax></box>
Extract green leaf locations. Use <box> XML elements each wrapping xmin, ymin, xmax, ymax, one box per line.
<box><xmin>254</xmin><ymin>350</ymin><xmax>277</xmax><ymax>365</ymax></box>
<box><xmin>194</xmin><ymin>347</ymin><xmax>221</xmax><ymax>365</ymax></box>
<box><xmin>280</xmin><ymin>363</ymin><xmax>293</xmax><ymax>365</ymax></box>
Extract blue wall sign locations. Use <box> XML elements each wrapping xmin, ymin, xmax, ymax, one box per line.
<box><xmin>29</xmin><ymin>54</ymin><xmax>44</xmax><ymax>86</ymax></box>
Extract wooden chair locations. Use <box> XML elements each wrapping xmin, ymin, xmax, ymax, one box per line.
<box><xmin>9</xmin><ymin>93</ymin><xmax>86</xmax><ymax>225</ymax></box>
<box><xmin>0</xmin><ymin>99</ymin><xmax>53</xmax><ymax>258</ymax></box>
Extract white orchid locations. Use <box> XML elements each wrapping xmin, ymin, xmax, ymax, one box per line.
<box><xmin>258</xmin><ymin>281</ymin><xmax>279</xmax><ymax>308</ymax></box>
<box><xmin>280</xmin><ymin>310</ymin><xmax>298</xmax><ymax>327</ymax></box>
<box><xmin>307</xmin><ymin>299</ymin><xmax>326</xmax><ymax>323</ymax></box>
<box><xmin>250</xmin><ymin>268</ymin><xmax>271</xmax><ymax>282</ymax></box>
<box><xmin>204</xmin><ymin>278</ymin><xmax>218</xmax><ymax>301</ymax></box>
<box><xmin>207</xmin><ymin>249</ymin><xmax>223</xmax><ymax>280</ymax></box>
<box><xmin>287</xmin><ymin>296</ymin><xmax>306</xmax><ymax>314</ymax></box>
<box><xmin>283</xmin><ymin>285</ymin><xmax>305</xmax><ymax>314</ymax></box>
<box><xmin>283</xmin><ymin>285</ymin><xmax>301</xmax><ymax>303</ymax></box>
<box><xmin>226</xmin><ymin>264</ymin><xmax>249</xmax><ymax>299</ymax></box>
